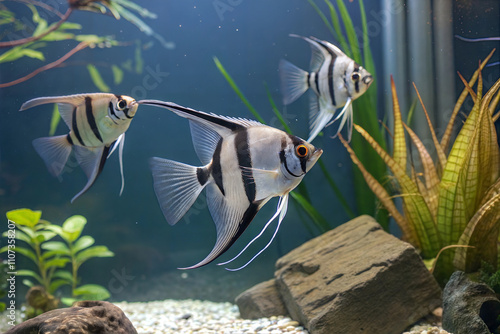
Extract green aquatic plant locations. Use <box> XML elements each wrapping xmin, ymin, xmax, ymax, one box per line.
<box><xmin>0</xmin><ymin>208</ymin><xmax>114</xmax><ymax>309</ymax></box>
<box><xmin>0</xmin><ymin>0</ymin><xmax>155</xmax><ymax>88</ymax></box>
<box><xmin>308</xmin><ymin>0</ymin><xmax>389</xmax><ymax>229</ymax></box>
<box><xmin>340</xmin><ymin>53</ymin><xmax>500</xmax><ymax>284</ymax></box>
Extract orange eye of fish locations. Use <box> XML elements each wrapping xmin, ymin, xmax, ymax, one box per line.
<box><xmin>296</xmin><ymin>145</ymin><xmax>308</xmax><ymax>157</ymax></box>
<box><xmin>351</xmin><ymin>73</ymin><xmax>360</xmax><ymax>81</ymax></box>
<box><xmin>117</xmin><ymin>99</ymin><xmax>127</xmax><ymax>110</ymax></box>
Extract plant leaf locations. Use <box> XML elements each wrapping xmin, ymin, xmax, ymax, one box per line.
<box><xmin>111</xmin><ymin>65</ymin><xmax>124</xmax><ymax>85</ymax></box>
<box><xmin>44</xmin><ymin>257</ymin><xmax>70</xmax><ymax>269</ymax></box>
<box><xmin>73</xmin><ymin>284</ymin><xmax>110</xmax><ymax>300</ymax></box>
<box><xmin>49</xmin><ymin>278</ymin><xmax>70</xmax><ymax>294</ymax></box>
<box><xmin>16</xmin><ymin>269</ymin><xmax>43</xmax><ymax>285</ymax></box>
<box><xmin>87</xmin><ymin>64</ymin><xmax>110</xmax><ymax>92</ymax></box>
<box><xmin>391</xmin><ymin>77</ymin><xmax>407</xmax><ymax>169</ymax></box>
<box><xmin>73</xmin><ymin>236</ymin><xmax>95</xmax><ymax>254</ymax></box>
<box><xmin>53</xmin><ymin>270</ymin><xmax>74</xmax><ymax>283</ymax></box>
<box><xmin>290</xmin><ymin>192</ymin><xmax>331</xmax><ymax>233</ymax></box>
<box><xmin>6</xmin><ymin>209</ymin><xmax>41</xmax><ymax>228</ymax></box>
<box><xmin>41</xmin><ymin>241</ymin><xmax>71</xmax><ymax>255</ymax></box>
<box><xmin>62</xmin><ymin>215</ymin><xmax>87</xmax><ymax>242</ymax></box>
<box><xmin>336</xmin><ymin>0</ymin><xmax>360</xmax><ymax>63</ymax></box>
<box><xmin>75</xmin><ymin>246</ymin><xmax>114</xmax><ymax>267</ymax></box>
<box><xmin>1</xmin><ymin>246</ymin><xmax>37</xmax><ymax>264</ymax></box>
<box><xmin>48</xmin><ymin>104</ymin><xmax>61</xmax><ymax>136</ymax></box>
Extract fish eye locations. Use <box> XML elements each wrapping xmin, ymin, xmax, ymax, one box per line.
<box><xmin>296</xmin><ymin>144</ymin><xmax>308</xmax><ymax>158</ymax></box>
<box><xmin>351</xmin><ymin>72</ymin><xmax>360</xmax><ymax>81</ymax></box>
<box><xmin>117</xmin><ymin>99</ymin><xmax>127</xmax><ymax>110</ymax></box>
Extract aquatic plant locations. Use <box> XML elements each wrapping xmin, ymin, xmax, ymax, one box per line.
<box><xmin>340</xmin><ymin>53</ymin><xmax>500</xmax><ymax>284</ymax></box>
<box><xmin>0</xmin><ymin>0</ymin><xmax>160</xmax><ymax>89</ymax></box>
<box><xmin>0</xmin><ymin>208</ymin><xmax>114</xmax><ymax>310</ymax></box>
<box><xmin>308</xmin><ymin>0</ymin><xmax>389</xmax><ymax>229</ymax></box>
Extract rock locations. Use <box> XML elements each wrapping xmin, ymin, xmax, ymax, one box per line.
<box><xmin>5</xmin><ymin>300</ymin><xmax>137</xmax><ymax>334</ymax></box>
<box><xmin>442</xmin><ymin>271</ymin><xmax>500</xmax><ymax>334</ymax></box>
<box><xmin>236</xmin><ymin>279</ymin><xmax>289</xmax><ymax>319</ymax></box>
<box><xmin>274</xmin><ymin>215</ymin><xmax>442</xmax><ymax>334</ymax></box>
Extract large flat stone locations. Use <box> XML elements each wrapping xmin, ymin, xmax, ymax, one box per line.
<box><xmin>235</xmin><ymin>279</ymin><xmax>289</xmax><ymax>319</ymax></box>
<box><xmin>274</xmin><ymin>215</ymin><xmax>442</xmax><ymax>334</ymax></box>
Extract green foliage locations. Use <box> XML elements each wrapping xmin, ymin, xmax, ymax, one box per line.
<box><xmin>341</xmin><ymin>56</ymin><xmax>500</xmax><ymax>285</ymax></box>
<box><xmin>480</xmin><ymin>261</ymin><xmax>500</xmax><ymax>294</ymax></box>
<box><xmin>0</xmin><ymin>260</ymin><xmax>8</xmax><ymax>312</ymax></box>
<box><xmin>0</xmin><ymin>209</ymin><xmax>114</xmax><ymax>308</ymax></box>
<box><xmin>309</xmin><ymin>0</ymin><xmax>389</xmax><ymax>229</ymax></box>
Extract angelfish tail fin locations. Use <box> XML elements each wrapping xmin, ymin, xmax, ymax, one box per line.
<box><xmin>32</xmin><ymin>135</ymin><xmax>72</xmax><ymax>177</ymax></box>
<box><xmin>279</xmin><ymin>59</ymin><xmax>309</xmax><ymax>105</ymax></box>
<box><xmin>149</xmin><ymin>157</ymin><xmax>209</xmax><ymax>226</ymax></box>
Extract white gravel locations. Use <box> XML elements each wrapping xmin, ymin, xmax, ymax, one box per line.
<box><xmin>115</xmin><ymin>299</ymin><xmax>309</xmax><ymax>334</ymax></box>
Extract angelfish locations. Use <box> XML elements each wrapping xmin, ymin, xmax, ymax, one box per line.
<box><xmin>20</xmin><ymin>93</ymin><xmax>138</xmax><ymax>202</ymax></box>
<box><xmin>279</xmin><ymin>34</ymin><xmax>373</xmax><ymax>142</ymax></box>
<box><xmin>138</xmin><ymin>100</ymin><xmax>323</xmax><ymax>270</ymax></box>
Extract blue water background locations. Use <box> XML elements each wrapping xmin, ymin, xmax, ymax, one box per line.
<box><xmin>0</xmin><ymin>0</ymin><xmax>498</xmax><ymax>302</ymax></box>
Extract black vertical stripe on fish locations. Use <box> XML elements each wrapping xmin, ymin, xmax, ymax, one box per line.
<box><xmin>72</xmin><ymin>106</ymin><xmax>85</xmax><ymax>146</ymax></box>
<box><xmin>216</xmin><ymin>201</ymin><xmax>261</xmax><ymax>262</ymax></box>
<box><xmin>196</xmin><ymin>167</ymin><xmax>209</xmax><ymax>186</ymax></box>
<box><xmin>137</xmin><ymin>100</ymin><xmax>246</xmax><ymax>132</ymax></box>
<box><xmin>66</xmin><ymin>134</ymin><xmax>74</xmax><ymax>146</ymax></box>
<box><xmin>306</xmin><ymin>72</ymin><xmax>311</xmax><ymax>88</ymax></box>
<box><xmin>235</xmin><ymin>129</ymin><xmax>256</xmax><ymax>202</ymax></box>
<box><xmin>315</xmin><ymin>39</ymin><xmax>338</xmax><ymax>106</ymax></box>
<box><xmin>353</xmin><ymin>64</ymin><xmax>360</xmax><ymax>93</ymax></box>
<box><xmin>85</xmin><ymin>96</ymin><xmax>103</xmax><ymax>143</ymax></box>
<box><xmin>280</xmin><ymin>136</ymin><xmax>302</xmax><ymax>178</ymax></box>
<box><xmin>211</xmin><ymin>139</ymin><xmax>225</xmax><ymax>196</ymax></box>
<box><xmin>114</xmin><ymin>94</ymin><xmax>123</xmax><ymax>100</ymax></box>
<box><xmin>314</xmin><ymin>72</ymin><xmax>320</xmax><ymax>95</ymax></box>
<box><xmin>98</xmin><ymin>144</ymin><xmax>112</xmax><ymax>175</ymax></box>
<box><xmin>123</xmin><ymin>108</ymin><xmax>133</xmax><ymax>119</ymax></box>
<box><xmin>109</xmin><ymin>102</ymin><xmax>119</xmax><ymax>120</ymax></box>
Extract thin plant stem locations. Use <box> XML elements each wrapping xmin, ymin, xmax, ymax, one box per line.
<box><xmin>0</xmin><ymin>7</ymin><xmax>74</xmax><ymax>48</ymax></box>
<box><xmin>0</xmin><ymin>41</ymin><xmax>89</xmax><ymax>88</ymax></box>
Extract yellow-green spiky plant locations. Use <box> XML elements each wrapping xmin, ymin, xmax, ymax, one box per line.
<box><xmin>340</xmin><ymin>51</ymin><xmax>500</xmax><ymax>285</ymax></box>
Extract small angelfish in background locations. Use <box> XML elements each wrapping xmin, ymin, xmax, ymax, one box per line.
<box><xmin>20</xmin><ymin>93</ymin><xmax>138</xmax><ymax>202</ymax></box>
<box><xmin>279</xmin><ymin>34</ymin><xmax>374</xmax><ymax>142</ymax></box>
<box><xmin>138</xmin><ymin>99</ymin><xmax>322</xmax><ymax>270</ymax></box>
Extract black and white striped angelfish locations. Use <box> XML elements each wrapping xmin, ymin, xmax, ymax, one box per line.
<box><xmin>20</xmin><ymin>93</ymin><xmax>138</xmax><ymax>202</ymax></box>
<box><xmin>279</xmin><ymin>35</ymin><xmax>374</xmax><ymax>142</ymax></box>
<box><xmin>138</xmin><ymin>100</ymin><xmax>322</xmax><ymax>270</ymax></box>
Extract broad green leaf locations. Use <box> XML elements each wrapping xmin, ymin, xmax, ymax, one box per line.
<box><xmin>1</xmin><ymin>246</ymin><xmax>37</xmax><ymax>264</ymax></box>
<box><xmin>2</xmin><ymin>228</ymin><xmax>31</xmax><ymax>244</ymax></box>
<box><xmin>213</xmin><ymin>57</ymin><xmax>265</xmax><ymax>123</ymax></box>
<box><xmin>61</xmin><ymin>297</ymin><xmax>77</xmax><ymax>306</ymax></box>
<box><xmin>49</xmin><ymin>104</ymin><xmax>61</xmax><ymax>136</ymax></box>
<box><xmin>41</xmin><ymin>241</ymin><xmax>71</xmax><ymax>255</ymax></box>
<box><xmin>16</xmin><ymin>269</ymin><xmax>43</xmax><ymax>285</ymax></box>
<box><xmin>45</xmin><ymin>225</ymin><xmax>64</xmax><ymax>238</ymax></box>
<box><xmin>87</xmin><ymin>65</ymin><xmax>110</xmax><ymax>93</ymax></box>
<box><xmin>45</xmin><ymin>258</ymin><xmax>70</xmax><ymax>269</ymax></box>
<box><xmin>6</xmin><ymin>209</ymin><xmax>41</xmax><ymax>228</ymax></box>
<box><xmin>62</xmin><ymin>215</ymin><xmax>87</xmax><ymax>242</ymax></box>
<box><xmin>73</xmin><ymin>284</ymin><xmax>110</xmax><ymax>300</ymax></box>
<box><xmin>75</xmin><ymin>246</ymin><xmax>114</xmax><ymax>267</ymax></box>
<box><xmin>53</xmin><ymin>270</ymin><xmax>74</xmax><ymax>283</ymax></box>
<box><xmin>454</xmin><ymin>193</ymin><xmax>500</xmax><ymax>272</ymax></box>
<box><xmin>73</xmin><ymin>236</ymin><xmax>95</xmax><ymax>254</ymax></box>
<box><xmin>49</xmin><ymin>279</ymin><xmax>70</xmax><ymax>294</ymax></box>
<box><xmin>111</xmin><ymin>65</ymin><xmax>124</xmax><ymax>85</ymax></box>
<box><xmin>0</xmin><ymin>47</ymin><xmax>45</xmax><ymax>63</ymax></box>
<box><xmin>36</xmin><ymin>231</ymin><xmax>57</xmax><ymax>243</ymax></box>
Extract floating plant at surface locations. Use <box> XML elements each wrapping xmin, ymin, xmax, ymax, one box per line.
<box><xmin>308</xmin><ymin>0</ymin><xmax>389</xmax><ymax>229</ymax></box>
<box><xmin>340</xmin><ymin>52</ymin><xmax>500</xmax><ymax>285</ymax></box>
<box><xmin>0</xmin><ymin>208</ymin><xmax>114</xmax><ymax>313</ymax></box>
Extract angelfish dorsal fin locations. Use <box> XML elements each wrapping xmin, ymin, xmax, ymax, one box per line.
<box><xmin>189</xmin><ymin>120</ymin><xmax>222</xmax><ymax>165</ymax></box>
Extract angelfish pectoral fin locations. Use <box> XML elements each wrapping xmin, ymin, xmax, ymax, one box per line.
<box><xmin>330</xmin><ymin>98</ymin><xmax>353</xmax><ymax>141</ymax></box>
<box><xmin>71</xmin><ymin>145</ymin><xmax>109</xmax><ymax>203</ymax></box>
<box><xmin>223</xmin><ymin>193</ymin><xmax>289</xmax><ymax>272</ymax></box>
<box><xmin>307</xmin><ymin>108</ymin><xmax>335</xmax><ymax>143</ymax></box>
<box><xmin>178</xmin><ymin>183</ymin><xmax>261</xmax><ymax>270</ymax></box>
